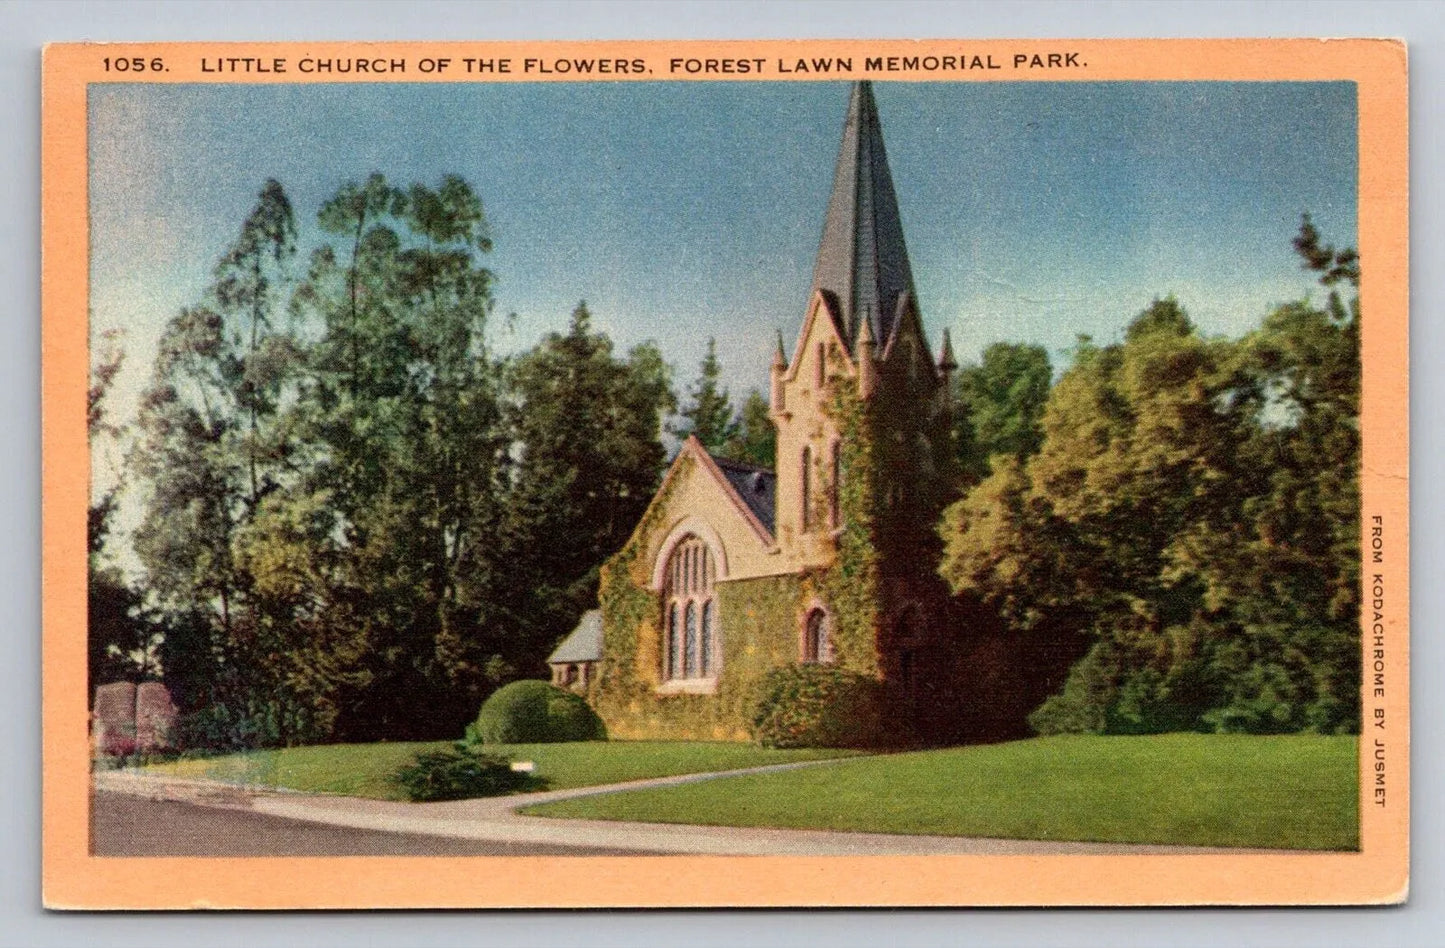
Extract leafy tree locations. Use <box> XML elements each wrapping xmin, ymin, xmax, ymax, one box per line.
<box><xmin>132</xmin><ymin>303</ymin><xmax>250</xmax><ymax>709</ymax></box>
<box><xmin>952</xmin><ymin>342</ymin><xmax>1052</xmax><ymax>482</ymax></box>
<box><xmin>132</xmin><ymin>181</ymin><xmax>307</xmax><ymax>735</ymax></box>
<box><xmin>213</xmin><ymin>179</ymin><xmax>299</xmax><ymax>509</ymax></box>
<box><xmin>1198</xmin><ymin>219</ymin><xmax>1360</xmax><ymax>733</ymax></box>
<box><xmin>674</xmin><ymin>337</ymin><xmax>737</xmax><ymax>452</ymax></box>
<box><xmin>282</xmin><ymin>173</ymin><xmax>509</xmax><ymax>739</ymax></box>
<box><xmin>721</xmin><ymin>388</ymin><xmax>777</xmax><ymax>468</ymax></box>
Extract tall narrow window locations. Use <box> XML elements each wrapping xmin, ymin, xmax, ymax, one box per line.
<box><xmin>801</xmin><ymin>446</ymin><xmax>812</xmax><ymax>533</ymax></box>
<box><xmin>829</xmin><ymin>440</ymin><xmax>841</xmax><ymax>528</ymax></box>
<box><xmin>667</xmin><ymin>603</ymin><xmax>681</xmax><ymax>679</ymax></box>
<box><xmin>700</xmin><ymin>601</ymin><xmax>715</xmax><ymax>676</ymax></box>
<box><xmin>662</xmin><ymin>535</ymin><xmax>721</xmax><ymax>682</ymax></box>
<box><xmin>684</xmin><ymin>603</ymin><xmax>698</xmax><ymax>677</ymax></box>
<box><xmin>815</xmin><ymin>342</ymin><xmax>826</xmax><ymax>388</ymax></box>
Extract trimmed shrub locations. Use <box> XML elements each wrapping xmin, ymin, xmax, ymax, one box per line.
<box><xmin>470</xmin><ymin>680</ymin><xmax>607</xmax><ymax>745</ymax></box>
<box><xmin>392</xmin><ymin>746</ymin><xmax>536</xmax><ymax>802</ymax></box>
<box><xmin>749</xmin><ymin>664</ymin><xmax>885</xmax><ymax>749</ymax></box>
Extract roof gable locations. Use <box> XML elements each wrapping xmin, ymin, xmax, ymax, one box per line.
<box><xmin>547</xmin><ymin>609</ymin><xmax>603</xmax><ymax>664</ymax></box>
<box><xmin>681</xmin><ymin>436</ymin><xmax>776</xmax><ymax>545</ymax></box>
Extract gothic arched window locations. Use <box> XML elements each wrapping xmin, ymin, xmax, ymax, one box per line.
<box><xmin>663</xmin><ymin>535</ymin><xmax>719</xmax><ymax>681</ymax></box>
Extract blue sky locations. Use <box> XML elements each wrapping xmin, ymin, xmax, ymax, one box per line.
<box><xmin>90</xmin><ymin>79</ymin><xmax>1356</xmax><ymax>495</ymax></box>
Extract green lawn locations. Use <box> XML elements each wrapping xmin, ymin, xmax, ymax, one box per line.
<box><xmin>141</xmin><ymin>741</ymin><xmax>862</xmax><ymax>801</ymax></box>
<box><xmin>522</xmin><ymin>734</ymin><xmax>1359</xmax><ymax>851</ymax></box>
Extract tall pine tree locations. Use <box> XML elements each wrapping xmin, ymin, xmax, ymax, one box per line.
<box><xmin>675</xmin><ymin>337</ymin><xmax>737</xmax><ymax>453</ymax></box>
<box><xmin>497</xmin><ymin>303</ymin><xmax>675</xmax><ymax>671</ymax></box>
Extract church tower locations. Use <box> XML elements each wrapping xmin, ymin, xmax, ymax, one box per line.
<box><xmin>772</xmin><ymin>81</ymin><xmax>954</xmax><ymax>560</ymax></box>
<box><xmin>771</xmin><ymin>81</ymin><xmax>961</xmax><ymax>734</ymax></box>
<box><xmin>594</xmin><ymin>81</ymin><xmax>979</xmax><ymax>746</ymax></box>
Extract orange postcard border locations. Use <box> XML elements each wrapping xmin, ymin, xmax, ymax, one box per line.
<box><xmin>40</xmin><ymin>37</ymin><xmax>1410</xmax><ymax>909</ymax></box>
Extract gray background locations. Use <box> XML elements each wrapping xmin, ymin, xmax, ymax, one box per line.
<box><xmin>4</xmin><ymin>1</ymin><xmax>1439</xmax><ymax>945</ymax></box>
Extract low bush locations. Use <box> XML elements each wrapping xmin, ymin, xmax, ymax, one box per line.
<box><xmin>392</xmin><ymin>745</ymin><xmax>537</xmax><ymax>802</ymax></box>
<box><xmin>749</xmin><ymin>664</ymin><xmax>885</xmax><ymax>749</ymax></box>
<box><xmin>92</xmin><ymin>747</ymin><xmax>220</xmax><ymax>772</ymax></box>
<box><xmin>470</xmin><ymin>680</ymin><xmax>607</xmax><ymax>745</ymax></box>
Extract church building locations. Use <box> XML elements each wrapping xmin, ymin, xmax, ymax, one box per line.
<box><xmin>579</xmin><ymin>81</ymin><xmax>1019</xmax><ymax>744</ymax></box>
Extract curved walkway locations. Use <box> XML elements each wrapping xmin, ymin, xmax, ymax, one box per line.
<box><xmin>92</xmin><ymin>763</ymin><xmax>1300</xmax><ymax>856</ymax></box>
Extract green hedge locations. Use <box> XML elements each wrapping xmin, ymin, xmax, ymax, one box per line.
<box><xmin>749</xmin><ymin>663</ymin><xmax>885</xmax><ymax>748</ymax></box>
<box><xmin>470</xmin><ymin>680</ymin><xmax>607</xmax><ymax>745</ymax></box>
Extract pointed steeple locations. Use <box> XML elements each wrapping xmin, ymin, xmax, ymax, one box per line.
<box><xmin>809</xmin><ymin>81</ymin><xmax>918</xmax><ymax>354</ymax></box>
<box><xmin>937</xmin><ymin>328</ymin><xmax>958</xmax><ymax>374</ymax></box>
<box><xmin>770</xmin><ymin>329</ymin><xmax>788</xmax><ymax>414</ymax></box>
<box><xmin>936</xmin><ymin>328</ymin><xmax>958</xmax><ymax>400</ymax></box>
<box><xmin>856</xmin><ymin>308</ymin><xmax>879</xmax><ymax>398</ymax></box>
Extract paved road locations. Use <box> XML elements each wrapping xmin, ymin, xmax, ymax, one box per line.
<box><xmin>90</xmin><ymin>791</ymin><xmax>656</xmax><ymax>857</ymax></box>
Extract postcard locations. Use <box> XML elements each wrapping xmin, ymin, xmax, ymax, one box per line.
<box><xmin>42</xmin><ymin>38</ymin><xmax>1408</xmax><ymax>908</ymax></box>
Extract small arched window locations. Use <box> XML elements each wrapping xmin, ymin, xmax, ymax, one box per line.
<box><xmin>802</xmin><ymin>608</ymin><xmax>831</xmax><ymax>664</ymax></box>
<box><xmin>663</xmin><ymin>535</ymin><xmax>719</xmax><ymax>681</ymax></box>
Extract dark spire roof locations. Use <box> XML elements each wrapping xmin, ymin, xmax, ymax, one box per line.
<box><xmin>809</xmin><ymin>81</ymin><xmax>918</xmax><ymax>353</ymax></box>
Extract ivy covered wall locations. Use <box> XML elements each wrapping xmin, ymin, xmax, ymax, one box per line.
<box><xmin>594</xmin><ymin>572</ymin><xmax>807</xmax><ymax>741</ymax></box>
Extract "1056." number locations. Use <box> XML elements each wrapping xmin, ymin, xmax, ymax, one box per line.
<box><xmin>102</xmin><ymin>57</ymin><xmax>167</xmax><ymax>73</ymax></box>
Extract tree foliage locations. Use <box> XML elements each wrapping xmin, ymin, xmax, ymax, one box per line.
<box><xmin>721</xmin><ymin>389</ymin><xmax>777</xmax><ymax>468</ymax></box>
<box><xmin>279</xmin><ymin>173</ymin><xmax>510</xmax><ymax>739</ymax></box>
<box><xmin>952</xmin><ymin>342</ymin><xmax>1052</xmax><ymax>482</ymax></box>
<box><xmin>131</xmin><ymin>179</ymin><xmax>314</xmax><ymax>737</ymax></box>
<box><xmin>939</xmin><ymin>222</ymin><xmax>1360</xmax><ymax>735</ymax></box>
<box><xmin>495</xmin><ymin>302</ymin><xmax>675</xmax><ymax>672</ymax></box>
<box><xmin>88</xmin><ymin>332</ymin><xmax>160</xmax><ymax>694</ymax></box>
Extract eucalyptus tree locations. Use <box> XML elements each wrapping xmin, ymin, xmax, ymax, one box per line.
<box><xmin>278</xmin><ymin>173</ymin><xmax>510</xmax><ymax>739</ymax></box>
<box><xmin>133</xmin><ymin>179</ymin><xmax>301</xmax><ymax>725</ymax></box>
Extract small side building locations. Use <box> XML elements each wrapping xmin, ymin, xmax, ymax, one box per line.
<box><xmin>548</xmin><ymin>609</ymin><xmax>603</xmax><ymax>692</ymax></box>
